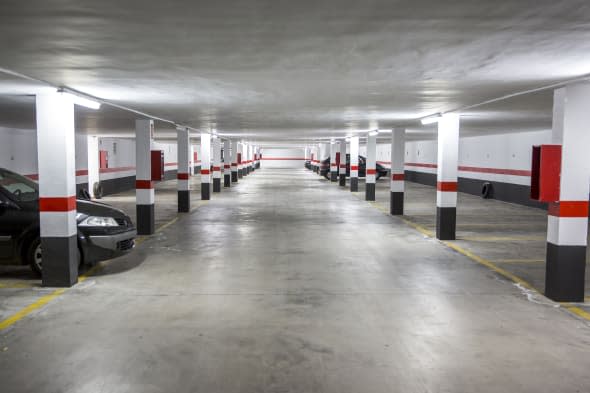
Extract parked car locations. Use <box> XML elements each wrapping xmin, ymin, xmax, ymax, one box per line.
<box><xmin>320</xmin><ymin>155</ymin><xmax>388</xmax><ymax>180</ymax></box>
<box><xmin>0</xmin><ymin>168</ymin><xmax>137</xmax><ymax>275</ymax></box>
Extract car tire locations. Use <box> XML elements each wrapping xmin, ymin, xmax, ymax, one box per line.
<box><xmin>26</xmin><ymin>237</ymin><xmax>82</xmax><ymax>277</ymax></box>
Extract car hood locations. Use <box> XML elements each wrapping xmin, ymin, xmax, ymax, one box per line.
<box><xmin>76</xmin><ymin>199</ymin><xmax>127</xmax><ymax>219</ymax></box>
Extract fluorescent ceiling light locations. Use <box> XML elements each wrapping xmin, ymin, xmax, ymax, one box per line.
<box><xmin>368</xmin><ymin>130</ymin><xmax>379</xmax><ymax>136</ymax></box>
<box><xmin>420</xmin><ymin>114</ymin><xmax>442</xmax><ymax>125</ymax></box>
<box><xmin>58</xmin><ymin>90</ymin><xmax>101</xmax><ymax>110</ymax></box>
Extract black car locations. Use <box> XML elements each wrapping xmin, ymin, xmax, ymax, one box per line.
<box><xmin>320</xmin><ymin>155</ymin><xmax>388</xmax><ymax>180</ymax></box>
<box><xmin>0</xmin><ymin>168</ymin><xmax>137</xmax><ymax>275</ymax></box>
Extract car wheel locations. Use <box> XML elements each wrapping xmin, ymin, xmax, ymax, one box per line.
<box><xmin>27</xmin><ymin>238</ymin><xmax>82</xmax><ymax>276</ymax></box>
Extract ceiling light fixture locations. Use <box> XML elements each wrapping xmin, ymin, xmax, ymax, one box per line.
<box><xmin>368</xmin><ymin>130</ymin><xmax>379</xmax><ymax>136</ymax></box>
<box><xmin>420</xmin><ymin>114</ymin><xmax>443</xmax><ymax>125</ymax></box>
<box><xmin>57</xmin><ymin>88</ymin><xmax>101</xmax><ymax>110</ymax></box>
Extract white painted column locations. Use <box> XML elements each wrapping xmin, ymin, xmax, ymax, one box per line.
<box><xmin>136</xmin><ymin>119</ymin><xmax>155</xmax><ymax>235</ymax></box>
<box><xmin>436</xmin><ymin>114</ymin><xmax>460</xmax><ymax>240</ymax></box>
<box><xmin>87</xmin><ymin>135</ymin><xmax>99</xmax><ymax>198</ymax></box>
<box><xmin>201</xmin><ymin>133</ymin><xmax>211</xmax><ymax>200</ymax></box>
<box><xmin>177</xmin><ymin>127</ymin><xmax>190</xmax><ymax>212</ymax></box>
<box><xmin>544</xmin><ymin>84</ymin><xmax>590</xmax><ymax>302</ymax></box>
<box><xmin>339</xmin><ymin>139</ymin><xmax>347</xmax><ymax>186</ymax></box>
<box><xmin>329</xmin><ymin>141</ymin><xmax>338</xmax><ymax>182</ymax></box>
<box><xmin>223</xmin><ymin>139</ymin><xmax>231</xmax><ymax>187</ymax></box>
<box><xmin>350</xmin><ymin>136</ymin><xmax>359</xmax><ymax>192</ymax></box>
<box><xmin>212</xmin><ymin>136</ymin><xmax>222</xmax><ymax>192</ymax></box>
<box><xmin>231</xmin><ymin>140</ymin><xmax>238</xmax><ymax>182</ymax></box>
<box><xmin>36</xmin><ymin>92</ymin><xmax>78</xmax><ymax>286</ymax></box>
<box><xmin>390</xmin><ymin>128</ymin><xmax>406</xmax><ymax>215</ymax></box>
<box><xmin>365</xmin><ymin>132</ymin><xmax>377</xmax><ymax>200</ymax></box>
<box><xmin>238</xmin><ymin>143</ymin><xmax>245</xmax><ymax>178</ymax></box>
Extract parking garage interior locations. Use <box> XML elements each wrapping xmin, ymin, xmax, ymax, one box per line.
<box><xmin>2</xmin><ymin>1</ymin><xmax>590</xmax><ymax>392</ymax></box>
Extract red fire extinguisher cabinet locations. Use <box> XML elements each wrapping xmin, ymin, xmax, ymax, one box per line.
<box><xmin>151</xmin><ymin>150</ymin><xmax>165</xmax><ymax>181</ymax></box>
<box><xmin>530</xmin><ymin>145</ymin><xmax>561</xmax><ymax>202</ymax></box>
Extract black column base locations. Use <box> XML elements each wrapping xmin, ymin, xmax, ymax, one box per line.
<box><xmin>137</xmin><ymin>204</ymin><xmax>155</xmax><ymax>235</ymax></box>
<box><xmin>41</xmin><ymin>235</ymin><xmax>78</xmax><ymax>287</ymax></box>
<box><xmin>330</xmin><ymin>172</ymin><xmax>338</xmax><ymax>182</ymax></box>
<box><xmin>545</xmin><ymin>243</ymin><xmax>586</xmax><ymax>302</ymax></box>
<box><xmin>339</xmin><ymin>174</ymin><xmax>346</xmax><ymax>187</ymax></box>
<box><xmin>232</xmin><ymin>172</ymin><xmax>238</xmax><ymax>182</ymax></box>
<box><xmin>201</xmin><ymin>183</ymin><xmax>210</xmax><ymax>200</ymax></box>
<box><xmin>238</xmin><ymin>169</ymin><xmax>243</xmax><ymax>179</ymax></box>
<box><xmin>213</xmin><ymin>178</ymin><xmax>221</xmax><ymax>192</ymax></box>
<box><xmin>224</xmin><ymin>175</ymin><xmax>231</xmax><ymax>187</ymax></box>
<box><xmin>178</xmin><ymin>190</ymin><xmax>190</xmax><ymax>212</ymax></box>
<box><xmin>436</xmin><ymin>207</ymin><xmax>456</xmax><ymax>240</ymax></box>
<box><xmin>350</xmin><ymin>177</ymin><xmax>358</xmax><ymax>192</ymax></box>
<box><xmin>365</xmin><ymin>183</ymin><xmax>375</xmax><ymax>201</ymax></box>
<box><xmin>390</xmin><ymin>192</ymin><xmax>404</xmax><ymax>215</ymax></box>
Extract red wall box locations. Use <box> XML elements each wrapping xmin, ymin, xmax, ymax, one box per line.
<box><xmin>151</xmin><ymin>150</ymin><xmax>165</xmax><ymax>181</ymax></box>
<box><xmin>99</xmin><ymin>150</ymin><xmax>109</xmax><ymax>169</ymax></box>
<box><xmin>530</xmin><ymin>145</ymin><xmax>561</xmax><ymax>202</ymax></box>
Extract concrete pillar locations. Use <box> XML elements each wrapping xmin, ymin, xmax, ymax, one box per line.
<box><xmin>436</xmin><ymin>114</ymin><xmax>460</xmax><ymax>240</ymax></box>
<box><xmin>390</xmin><ymin>128</ymin><xmax>406</xmax><ymax>215</ymax></box>
<box><xmin>189</xmin><ymin>145</ymin><xmax>195</xmax><ymax>176</ymax></box>
<box><xmin>224</xmin><ymin>139</ymin><xmax>231</xmax><ymax>187</ymax></box>
<box><xmin>330</xmin><ymin>142</ymin><xmax>338</xmax><ymax>182</ymax></box>
<box><xmin>36</xmin><ymin>92</ymin><xmax>78</xmax><ymax>286</ymax></box>
<box><xmin>86</xmin><ymin>136</ymin><xmax>99</xmax><ymax>198</ymax></box>
<box><xmin>136</xmin><ymin>119</ymin><xmax>155</xmax><ymax>235</ymax></box>
<box><xmin>339</xmin><ymin>140</ymin><xmax>347</xmax><ymax>186</ymax></box>
<box><xmin>315</xmin><ymin>145</ymin><xmax>320</xmax><ymax>173</ymax></box>
<box><xmin>177</xmin><ymin>127</ymin><xmax>190</xmax><ymax>212</ymax></box>
<box><xmin>231</xmin><ymin>140</ymin><xmax>238</xmax><ymax>182</ymax></box>
<box><xmin>545</xmin><ymin>85</ymin><xmax>590</xmax><ymax>302</ymax></box>
<box><xmin>212</xmin><ymin>136</ymin><xmax>221</xmax><ymax>192</ymax></box>
<box><xmin>201</xmin><ymin>133</ymin><xmax>211</xmax><ymax>200</ymax></box>
<box><xmin>247</xmin><ymin>145</ymin><xmax>252</xmax><ymax>174</ymax></box>
<box><xmin>365</xmin><ymin>132</ymin><xmax>377</xmax><ymax>201</ymax></box>
<box><xmin>238</xmin><ymin>143</ymin><xmax>244</xmax><ymax>178</ymax></box>
<box><xmin>350</xmin><ymin>136</ymin><xmax>359</xmax><ymax>192</ymax></box>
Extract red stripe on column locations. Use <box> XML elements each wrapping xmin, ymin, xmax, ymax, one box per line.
<box><xmin>136</xmin><ymin>180</ymin><xmax>154</xmax><ymax>189</ymax></box>
<box><xmin>224</xmin><ymin>164</ymin><xmax>231</xmax><ymax>169</ymax></box>
<box><xmin>392</xmin><ymin>174</ymin><xmax>405</xmax><ymax>181</ymax></box>
<box><xmin>437</xmin><ymin>181</ymin><xmax>458</xmax><ymax>192</ymax></box>
<box><xmin>39</xmin><ymin>196</ymin><xmax>76</xmax><ymax>212</ymax></box>
<box><xmin>351</xmin><ymin>165</ymin><xmax>359</xmax><ymax>170</ymax></box>
<box><xmin>548</xmin><ymin>201</ymin><xmax>589</xmax><ymax>217</ymax></box>
<box><xmin>366</xmin><ymin>169</ymin><xmax>376</xmax><ymax>175</ymax></box>
<box><xmin>231</xmin><ymin>163</ymin><xmax>237</xmax><ymax>167</ymax></box>
<box><xmin>212</xmin><ymin>166</ymin><xmax>221</xmax><ymax>171</ymax></box>
<box><xmin>340</xmin><ymin>165</ymin><xmax>346</xmax><ymax>168</ymax></box>
<box><xmin>177</xmin><ymin>173</ymin><xmax>189</xmax><ymax>180</ymax></box>
<box><xmin>201</xmin><ymin>169</ymin><xmax>211</xmax><ymax>175</ymax></box>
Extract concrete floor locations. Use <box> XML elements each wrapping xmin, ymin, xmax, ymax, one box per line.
<box><xmin>2</xmin><ymin>168</ymin><xmax>590</xmax><ymax>392</ymax></box>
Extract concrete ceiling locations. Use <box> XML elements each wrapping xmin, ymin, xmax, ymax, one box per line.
<box><xmin>0</xmin><ymin>0</ymin><xmax>589</xmax><ymax>143</ymax></box>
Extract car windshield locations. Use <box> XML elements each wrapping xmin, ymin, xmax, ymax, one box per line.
<box><xmin>0</xmin><ymin>169</ymin><xmax>39</xmax><ymax>202</ymax></box>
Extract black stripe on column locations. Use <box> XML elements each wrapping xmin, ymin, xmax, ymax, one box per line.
<box><xmin>41</xmin><ymin>235</ymin><xmax>78</xmax><ymax>287</ymax></box>
<box><xmin>436</xmin><ymin>207</ymin><xmax>456</xmax><ymax>240</ymax></box>
<box><xmin>365</xmin><ymin>183</ymin><xmax>375</xmax><ymax>201</ymax></box>
<box><xmin>201</xmin><ymin>183</ymin><xmax>211</xmax><ymax>200</ymax></box>
<box><xmin>330</xmin><ymin>172</ymin><xmax>338</xmax><ymax>182</ymax></box>
<box><xmin>350</xmin><ymin>177</ymin><xmax>358</xmax><ymax>192</ymax></box>
<box><xmin>224</xmin><ymin>174</ymin><xmax>231</xmax><ymax>187</ymax></box>
<box><xmin>390</xmin><ymin>192</ymin><xmax>404</xmax><ymax>215</ymax></box>
<box><xmin>238</xmin><ymin>169</ymin><xmax>243</xmax><ymax>178</ymax></box>
<box><xmin>137</xmin><ymin>204</ymin><xmax>155</xmax><ymax>235</ymax></box>
<box><xmin>232</xmin><ymin>172</ymin><xmax>238</xmax><ymax>182</ymax></box>
<box><xmin>545</xmin><ymin>243</ymin><xmax>586</xmax><ymax>302</ymax></box>
<box><xmin>339</xmin><ymin>174</ymin><xmax>346</xmax><ymax>187</ymax></box>
<box><xmin>178</xmin><ymin>190</ymin><xmax>190</xmax><ymax>212</ymax></box>
<box><xmin>213</xmin><ymin>178</ymin><xmax>221</xmax><ymax>192</ymax></box>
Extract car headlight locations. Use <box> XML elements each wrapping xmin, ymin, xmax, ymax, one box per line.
<box><xmin>79</xmin><ymin>216</ymin><xmax>119</xmax><ymax>227</ymax></box>
<box><xmin>76</xmin><ymin>212</ymin><xmax>88</xmax><ymax>222</ymax></box>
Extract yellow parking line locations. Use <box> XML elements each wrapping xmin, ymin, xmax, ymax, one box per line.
<box><xmin>459</xmin><ymin>236</ymin><xmax>545</xmax><ymax>242</ymax></box>
<box><xmin>0</xmin><ymin>201</ymin><xmax>207</xmax><ymax>331</ymax></box>
<box><xmin>494</xmin><ymin>259</ymin><xmax>545</xmax><ymax>264</ymax></box>
<box><xmin>360</xmin><ymin>198</ymin><xmax>590</xmax><ymax>322</ymax></box>
<box><xmin>0</xmin><ymin>282</ymin><xmax>37</xmax><ymax>289</ymax></box>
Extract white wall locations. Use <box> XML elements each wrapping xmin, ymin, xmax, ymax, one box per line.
<box><xmin>375</xmin><ymin>129</ymin><xmax>552</xmax><ymax>185</ymax></box>
<box><xmin>261</xmin><ymin>148</ymin><xmax>305</xmax><ymax>168</ymax></box>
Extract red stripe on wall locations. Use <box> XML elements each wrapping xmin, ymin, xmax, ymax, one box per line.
<box><xmin>392</xmin><ymin>174</ymin><xmax>405</xmax><ymax>181</ymax></box>
<box><xmin>548</xmin><ymin>201</ymin><xmax>589</xmax><ymax>218</ymax></box>
<box><xmin>406</xmin><ymin>162</ymin><xmax>437</xmax><ymax>169</ymax></box>
<box><xmin>100</xmin><ymin>166</ymin><xmax>136</xmax><ymax>174</ymax></box>
<box><xmin>136</xmin><ymin>180</ymin><xmax>154</xmax><ymax>189</ymax></box>
<box><xmin>39</xmin><ymin>196</ymin><xmax>76</xmax><ymax>212</ymax></box>
<box><xmin>366</xmin><ymin>169</ymin><xmax>376</xmax><ymax>175</ymax></box>
<box><xmin>201</xmin><ymin>169</ymin><xmax>211</xmax><ymax>175</ymax></box>
<box><xmin>459</xmin><ymin>165</ymin><xmax>531</xmax><ymax>177</ymax></box>
<box><xmin>165</xmin><ymin>162</ymin><xmax>178</xmax><ymax>167</ymax></box>
<box><xmin>437</xmin><ymin>181</ymin><xmax>458</xmax><ymax>192</ymax></box>
<box><xmin>177</xmin><ymin>173</ymin><xmax>189</xmax><ymax>180</ymax></box>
